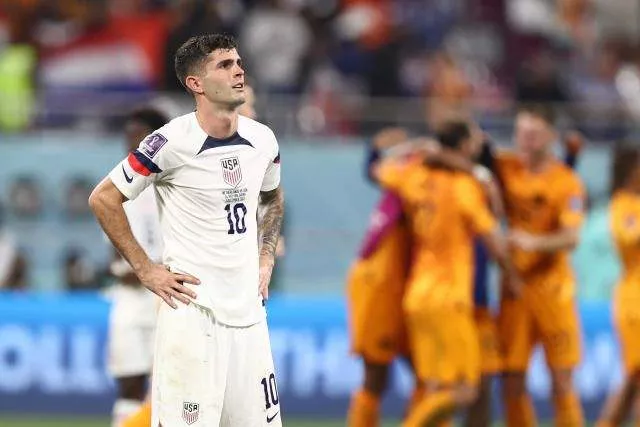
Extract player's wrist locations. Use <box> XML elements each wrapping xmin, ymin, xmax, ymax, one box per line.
<box><xmin>133</xmin><ymin>258</ymin><xmax>155</xmax><ymax>280</ymax></box>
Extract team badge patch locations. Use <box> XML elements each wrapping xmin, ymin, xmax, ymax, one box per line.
<box><xmin>141</xmin><ymin>133</ymin><xmax>168</xmax><ymax>158</ymax></box>
<box><xmin>221</xmin><ymin>156</ymin><xmax>242</xmax><ymax>188</ymax></box>
<box><xmin>182</xmin><ymin>402</ymin><xmax>199</xmax><ymax>425</ymax></box>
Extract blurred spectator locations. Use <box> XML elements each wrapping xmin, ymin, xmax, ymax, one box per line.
<box><xmin>8</xmin><ymin>175</ymin><xmax>42</xmax><ymax>217</ymax></box>
<box><xmin>615</xmin><ymin>47</ymin><xmax>640</xmax><ymax>123</ymax></box>
<box><xmin>569</xmin><ymin>40</ymin><xmax>628</xmax><ymax>139</ymax></box>
<box><xmin>424</xmin><ymin>51</ymin><xmax>472</xmax><ymax>129</ymax></box>
<box><xmin>240</xmin><ymin>0</ymin><xmax>312</xmax><ymax>94</ymax></box>
<box><xmin>64</xmin><ymin>176</ymin><xmax>94</xmax><ymax>218</ymax></box>
<box><xmin>516</xmin><ymin>49</ymin><xmax>569</xmax><ymax>104</ymax></box>
<box><xmin>63</xmin><ymin>246</ymin><xmax>98</xmax><ymax>291</ymax></box>
<box><xmin>0</xmin><ymin>203</ymin><xmax>28</xmax><ymax>290</ymax></box>
<box><xmin>0</xmin><ymin>0</ymin><xmax>37</xmax><ymax>132</ymax></box>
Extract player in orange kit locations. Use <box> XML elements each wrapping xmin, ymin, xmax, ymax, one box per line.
<box><xmin>373</xmin><ymin>119</ymin><xmax>521</xmax><ymax>427</ymax></box>
<box><xmin>495</xmin><ymin>104</ymin><xmax>586</xmax><ymax>427</ymax></box>
<box><xmin>347</xmin><ymin>125</ymin><xmax>501</xmax><ymax>426</ymax></box>
<box><xmin>596</xmin><ymin>145</ymin><xmax>640</xmax><ymax>427</ymax></box>
<box><xmin>346</xmin><ymin>127</ymin><xmax>414</xmax><ymax>427</ymax></box>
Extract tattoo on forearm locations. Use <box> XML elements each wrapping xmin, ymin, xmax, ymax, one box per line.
<box><xmin>259</xmin><ymin>187</ymin><xmax>284</xmax><ymax>258</ymax></box>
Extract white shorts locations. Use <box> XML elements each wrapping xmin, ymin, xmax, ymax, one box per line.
<box><xmin>152</xmin><ymin>302</ymin><xmax>282</xmax><ymax>427</ymax></box>
<box><xmin>106</xmin><ymin>284</ymin><xmax>158</xmax><ymax>378</ymax></box>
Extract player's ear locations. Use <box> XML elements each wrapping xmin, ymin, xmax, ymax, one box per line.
<box><xmin>185</xmin><ymin>75</ymin><xmax>204</xmax><ymax>95</ymax></box>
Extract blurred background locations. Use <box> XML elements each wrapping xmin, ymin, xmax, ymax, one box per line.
<box><xmin>0</xmin><ymin>0</ymin><xmax>639</xmax><ymax>425</ymax></box>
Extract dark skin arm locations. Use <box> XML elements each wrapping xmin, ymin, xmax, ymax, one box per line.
<box><xmin>257</xmin><ymin>185</ymin><xmax>284</xmax><ymax>299</ymax></box>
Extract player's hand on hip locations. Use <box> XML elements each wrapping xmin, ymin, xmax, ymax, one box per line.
<box><xmin>137</xmin><ymin>263</ymin><xmax>200</xmax><ymax>309</ymax></box>
<box><xmin>258</xmin><ymin>254</ymin><xmax>275</xmax><ymax>301</ymax></box>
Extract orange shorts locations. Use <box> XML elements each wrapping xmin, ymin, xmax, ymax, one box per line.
<box><xmin>614</xmin><ymin>287</ymin><xmax>640</xmax><ymax>374</ymax></box>
<box><xmin>347</xmin><ymin>226</ymin><xmax>409</xmax><ymax>364</ymax></box>
<box><xmin>499</xmin><ymin>283</ymin><xmax>581</xmax><ymax>372</ymax></box>
<box><xmin>475</xmin><ymin>307</ymin><xmax>503</xmax><ymax>375</ymax></box>
<box><xmin>405</xmin><ymin>298</ymin><xmax>480</xmax><ymax>386</ymax></box>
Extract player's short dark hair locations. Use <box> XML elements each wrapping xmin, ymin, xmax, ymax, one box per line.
<box><xmin>435</xmin><ymin>119</ymin><xmax>471</xmax><ymax>150</ymax></box>
<box><xmin>127</xmin><ymin>108</ymin><xmax>169</xmax><ymax>131</ymax></box>
<box><xmin>517</xmin><ymin>103</ymin><xmax>556</xmax><ymax>126</ymax></box>
<box><xmin>174</xmin><ymin>34</ymin><xmax>238</xmax><ymax>92</ymax></box>
<box><xmin>611</xmin><ymin>143</ymin><xmax>640</xmax><ymax>194</ymax></box>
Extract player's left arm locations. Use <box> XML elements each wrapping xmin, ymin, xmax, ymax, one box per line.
<box><xmin>258</xmin><ymin>131</ymin><xmax>284</xmax><ymax>299</ymax></box>
<box><xmin>259</xmin><ymin>186</ymin><xmax>285</xmax><ymax>259</ymax></box>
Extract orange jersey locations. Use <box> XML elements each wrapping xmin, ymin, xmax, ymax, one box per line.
<box><xmin>610</xmin><ymin>191</ymin><xmax>640</xmax><ymax>288</ymax></box>
<box><xmin>608</xmin><ymin>191</ymin><xmax>640</xmax><ymax>372</ymax></box>
<box><xmin>496</xmin><ymin>152</ymin><xmax>585</xmax><ymax>286</ymax></box>
<box><xmin>378</xmin><ymin>161</ymin><xmax>497</xmax><ymax>308</ymax></box>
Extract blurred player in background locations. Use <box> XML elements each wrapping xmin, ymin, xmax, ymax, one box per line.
<box><xmin>346</xmin><ymin>127</ymin><xmax>413</xmax><ymax>427</ymax></box>
<box><xmin>496</xmin><ymin>105</ymin><xmax>586</xmax><ymax>427</ymax></box>
<box><xmin>596</xmin><ymin>145</ymin><xmax>640</xmax><ymax>427</ymax></box>
<box><xmin>105</xmin><ymin>108</ymin><xmax>168</xmax><ymax>427</ymax></box>
<box><xmin>374</xmin><ymin>119</ymin><xmax>521</xmax><ymax>427</ymax></box>
<box><xmin>90</xmin><ymin>34</ymin><xmax>284</xmax><ymax>426</ymax></box>
<box><xmin>466</xmin><ymin>128</ymin><xmax>583</xmax><ymax>427</ymax></box>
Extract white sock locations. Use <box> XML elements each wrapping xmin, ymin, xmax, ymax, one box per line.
<box><xmin>112</xmin><ymin>398</ymin><xmax>142</xmax><ymax>427</ymax></box>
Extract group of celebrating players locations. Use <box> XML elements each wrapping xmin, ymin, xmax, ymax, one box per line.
<box><xmin>347</xmin><ymin>105</ymin><xmax>640</xmax><ymax>427</ymax></box>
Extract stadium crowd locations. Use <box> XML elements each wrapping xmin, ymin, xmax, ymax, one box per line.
<box><xmin>0</xmin><ymin>0</ymin><xmax>639</xmax><ymax>136</ymax></box>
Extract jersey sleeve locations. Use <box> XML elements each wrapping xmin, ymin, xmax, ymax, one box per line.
<box><xmin>108</xmin><ymin>130</ymin><xmax>177</xmax><ymax>200</ymax></box>
<box><xmin>610</xmin><ymin>198</ymin><xmax>640</xmax><ymax>246</ymax></box>
<box><xmin>458</xmin><ymin>177</ymin><xmax>498</xmax><ymax>236</ymax></box>
<box><xmin>559</xmin><ymin>174</ymin><xmax>586</xmax><ymax>229</ymax></box>
<box><xmin>260</xmin><ymin>129</ymin><xmax>281</xmax><ymax>192</ymax></box>
<box><xmin>376</xmin><ymin>159</ymin><xmax>414</xmax><ymax>193</ymax></box>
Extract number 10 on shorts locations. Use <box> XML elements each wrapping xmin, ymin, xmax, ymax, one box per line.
<box><xmin>261</xmin><ymin>373</ymin><xmax>279</xmax><ymax>409</ymax></box>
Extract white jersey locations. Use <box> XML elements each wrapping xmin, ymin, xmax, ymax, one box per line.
<box><xmin>108</xmin><ymin>113</ymin><xmax>280</xmax><ymax>326</ymax></box>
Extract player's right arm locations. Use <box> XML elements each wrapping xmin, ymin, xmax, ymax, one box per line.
<box><xmin>89</xmin><ymin>132</ymin><xmax>200</xmax><ymax>308</ymax></box>
<box><xmin>458</xmin><ymin>177</ymin><xmax>522</xmax><ymax>297</ymax></box>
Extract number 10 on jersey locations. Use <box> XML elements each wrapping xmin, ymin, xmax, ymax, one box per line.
<box><xmin>225</xmin><ymin>203</ymin><xmax>247</xmax><ymax>234</ymax></box>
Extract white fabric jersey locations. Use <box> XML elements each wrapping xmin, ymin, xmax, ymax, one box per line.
<box><xmin>108</xmin><ymin>113</ymin><xmax>281</xmax><ymax>326</ymax></box>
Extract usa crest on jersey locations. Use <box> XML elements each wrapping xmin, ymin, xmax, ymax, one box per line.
<box><xmin>221</xmin><ymin>156</ymin><xmax>242</xmax><ymax>188</ymax></box>
<box><xmin>182</xmin><ymin>402</ymin><xmax>200</xmax><ymax>425</ymax></box>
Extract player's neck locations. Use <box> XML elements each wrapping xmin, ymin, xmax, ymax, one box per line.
<box><xmin>521</xmin><ymin>152</ymin><xmax>552</xmax><ymax>174</ymax></box>
<box><xmin>195</xmin><ymin>101</ymin><xmax>239</xmax><ymax>139</ymax></box>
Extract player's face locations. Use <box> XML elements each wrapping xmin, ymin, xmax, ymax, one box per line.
<box><xmin>201</xmin><ymin>48</ymin><xmax>246</xmax><ymax>109</ymax></box>
<box><xmin>125</xmin><ymin>120</ymin><xmax>152</xmax><ymax>152</ymax></box>
<box><xmin>514</xmin><ymin>112</ymin><xmax>555</xmax><ymax>158</ymax></box>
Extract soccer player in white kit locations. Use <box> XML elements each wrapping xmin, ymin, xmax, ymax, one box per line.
<box><xmin>89</xmin><ymin>34</ymin><xmax>284</xmax><ymax>426</ymax></box>
<box><xmin>106</xmin><ymin>108</ymin><xmax>168</xmax><ymax>427</ymax></box>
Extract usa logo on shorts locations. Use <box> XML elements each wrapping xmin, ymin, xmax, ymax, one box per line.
<box><xmin>221</xmin><ymin>156</ymin><xmax>242</xmax><ymax>188</ymax></box>
<box><xmin>182</xmin><ymin>402</ymin><xmax>199</xmax><ymax>425</ymax></box>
